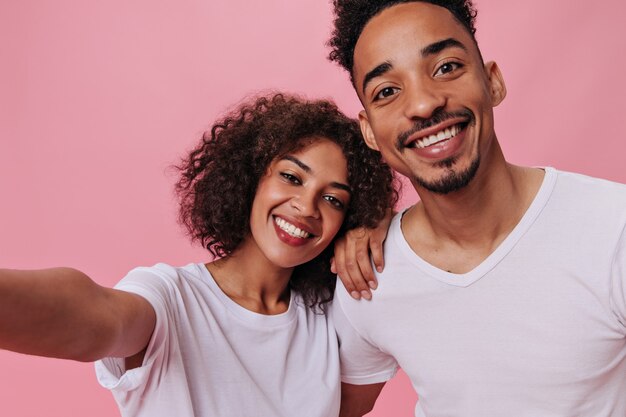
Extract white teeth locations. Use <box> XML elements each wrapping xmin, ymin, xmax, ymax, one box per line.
<box><xmin>414</xmin><ymin>124</ymin><xmax>461</xmax><ymax>149</ymax></box>
<box><xmin>274</xmin><ymin>217</ymin><xmax>311</xmax><ymax>239</ymax></box>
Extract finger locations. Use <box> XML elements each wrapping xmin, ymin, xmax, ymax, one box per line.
<box><xmin>370</xmin><ymin>209</ymin><xmax>393</xmax><ymax>273</ymax></box>
<box><xmin>344</xmin><ymin>231</ymin><xmax>372</xmax><ymax>300</ymax></box>
<box><xmin>355</xmin><ymin>236</ymin><xmax>377</xmax><ymax>291</ymax></box>
<box><xmin>369</xmin><ymin>236</ymin><xmax>384</xmax><ymax>275</ymax></box>
<box><xmin>334</xmin><ymin>239</ymin><xmax>361</xmax><ymax>300</ymax></box>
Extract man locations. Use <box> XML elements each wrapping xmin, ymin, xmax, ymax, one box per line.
<box><xmin>327</xmin><ymin>1</ymin><xmax>626</xmax><ymax>416</ymax></box>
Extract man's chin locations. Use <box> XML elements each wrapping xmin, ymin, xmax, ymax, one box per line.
<box><xmin>413</xmin><ymin>156</ymin><xmax>481</xmax><ymax>195</ymax></box>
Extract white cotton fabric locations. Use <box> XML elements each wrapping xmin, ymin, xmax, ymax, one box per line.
<box><xmin>332</xmin><ymin>168</ymin><xmax>626</xmax><ymax>417</ymax></box>
<box><xmin>95</xmin><ymin>263</ymin><xmax>340</xmax><ymax>417</ymax></box>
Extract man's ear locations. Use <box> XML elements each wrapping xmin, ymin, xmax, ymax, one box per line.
<box><xmin>484</xmin><ymin>61</ymin><xmax>507</xmax><ymax>107</ymax></box>
<box><xmin>358</xmin><ymin>110</ymin><xmax>380</xmax><ymax>151</ymax></box>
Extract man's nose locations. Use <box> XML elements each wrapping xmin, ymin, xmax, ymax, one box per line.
<box><xmin>402</xmin><ymin>80</ymin><xmax>447</xmax><ymax>121</ymax></box>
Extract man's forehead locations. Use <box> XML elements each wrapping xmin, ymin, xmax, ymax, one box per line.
<box><xmin>353</xmin><ymin>2</ymin><xmax>473</xmax><ymax>81</ymax></box>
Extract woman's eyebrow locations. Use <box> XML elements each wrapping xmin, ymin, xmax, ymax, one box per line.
<box><xmin>331</xmin><ymin>181</ymin><xmax>351</xmax><ymax>193</ymax></box>
<box><xmin>282</xmin><ymin>155</ymin><xmax>351</xmax><ymax>193</ymax></box>
<box><xmin>283</xmin><ymin>155</ymin><xmax>311</xmax><ymax>172</ymax></box>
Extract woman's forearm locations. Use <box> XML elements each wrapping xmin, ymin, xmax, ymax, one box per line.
<box><xmin>0</xmin><ymin>268</ymin><xmax>152</xmax><ymax>362</ymax></box>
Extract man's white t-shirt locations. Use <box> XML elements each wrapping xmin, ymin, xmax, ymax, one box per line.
<box><xmin>95</xmin><ymin>262</ymin><xmax>340</xmax><ymax>417</ymax></box>
<box><xmin>332</xmin><ymin>168</ymin><xmax>626</xmax><ymax>417</ymax></box>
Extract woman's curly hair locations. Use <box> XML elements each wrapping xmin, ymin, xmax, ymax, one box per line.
<box><xmin>327</xmin><ymin>0</ymin><xmax>479</xmax><ymax>78</ymax></box>
<box><xmin>176</xmin><ymin>93</ymin><xmax>398</xmax><ymax>311</ymax></box>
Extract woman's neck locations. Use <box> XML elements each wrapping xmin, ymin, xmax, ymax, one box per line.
<box><xmin>206</xmin><ymin>239</ymin><xmax>293</xmax><ymax>315</ymax></box>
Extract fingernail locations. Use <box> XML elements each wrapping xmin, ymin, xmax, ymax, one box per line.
<box><xmin>361</xmin><ymin>290</ymin><xmax>372</xmax><ymax>301</ymax></box>
<box><xmin>376</xmin><ymin>265</ymin><xmax>383</xmax><ymax>273</ymax></box>
<box><xmin>368</xmin><ymin>281</ymin><xmax>378</xmax><ymax>290</ymax></box>
<box><xmin>350</xmin><ymin>291</ymin><xmax>361</xmax><ymax>300</ymax></box>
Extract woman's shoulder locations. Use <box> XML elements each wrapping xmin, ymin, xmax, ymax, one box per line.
<box><xmin>116</xmin><ymin>262</ymin><xmax>207</xmax><ymax>295</ymax></box>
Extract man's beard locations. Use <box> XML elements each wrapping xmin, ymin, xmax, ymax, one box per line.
<box><xmin>413</xmin><ymin>155</ymin><xmax>480</xmax><ymax>195</ymax></box>
<box><xmin>396</xmin><ymin>107</ymin><xmax>479</xmax><ymax>194</ymax></box>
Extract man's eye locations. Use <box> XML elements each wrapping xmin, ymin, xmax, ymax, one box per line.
<box><xmin>280</xmin><ymin>172</ymin><xmax>301</xmax><ymax>184</ymax></box>
<box><xmin>434</xmin><ymin>62</ymin><xmax>462</xmax><ymax>77</ymax></box>
<box><xmin>324</xmin><ymin>195</ymin><xmax>345</xmax><ymax>210</ymax></box>
<box><xmin>374</xmin><ymin>86</ymin><xmax>399</xmax><ymax>101</ymax></box>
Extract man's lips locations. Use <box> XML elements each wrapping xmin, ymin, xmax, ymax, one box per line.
<box><xmin>402</xmin><ymin>121</ymin><xmax>469</xmax><ymax>160</ymax></box>
<box><xmin>403</xmin><ymin>118</ymin><xmax>469</xmax><ymax>150</ymax></box>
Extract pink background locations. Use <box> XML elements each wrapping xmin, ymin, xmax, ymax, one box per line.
<box><xmin>1</xmin><ymin>0</ymin><xmax>625</xmax><ymax>416</ymax></box>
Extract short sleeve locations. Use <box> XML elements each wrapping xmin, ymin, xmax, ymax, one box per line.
<box><xmin>611</xmin><ymin>227</ymin><xmax>626</xmax><ymax>333</ymax></box>
<box><xmin>95</xmin><ymin>264</ymin><xmax>176</xmax><ymax>393</ymax></box>
<box><xmin>330</xmin><ymin>292</ymin><xmax>398</xmax><ymax>385</ymax></box>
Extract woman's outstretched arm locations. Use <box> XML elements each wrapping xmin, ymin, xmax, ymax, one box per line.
<box><xmin>0</xmin><ymin>267</ymin><xmax>155</xmax><ymax>362</ymax></box>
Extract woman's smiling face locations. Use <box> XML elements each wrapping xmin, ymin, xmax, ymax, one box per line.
<box><xmin>248</xmin><ymin>137</ymin><xmax>351</xmax><ymax>269</ymax></box>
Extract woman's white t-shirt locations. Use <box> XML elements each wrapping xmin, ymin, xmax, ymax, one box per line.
<box><xmin>95</xmin><ymin>263</ymin><xmax>340</xmax><ymax>417</ymax></box>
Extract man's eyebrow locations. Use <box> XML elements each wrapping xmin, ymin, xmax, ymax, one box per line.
<box><xmin>282</xmin><ymin>155</ymin><xmax>351</xmax><ymax>193</ymax></box>
<box><xmin>360</xmin><ymin>38</ymin><xmax>466</xmax><ymax>95</ymax></box>
<box><xmin>421</xmin><ymin>37</ymin><xmax>467</xmax><ymax>57</ymax></box>
<box><xmin>361</xmin><ymin>61</ymin><xmax>393</xmax><ymax>96</ymax></box>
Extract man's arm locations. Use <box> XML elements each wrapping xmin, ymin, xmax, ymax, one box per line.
<box><xmin>0</xmin><ymin>267</ymin><xmax>155</xmax><ymax>362</ymax></box>
<box><xmin>331</xmin><ymin>275</ymin><xmax>399</xmax><ymax>416</ymax></box>
<box><xmin>611</xmin><ymin>228</ymin><xmax>626</xmax><ymax>331</ymax></box>
<box><xmin>340</xmin><ymin>382</ymin><xmax>386</xmax><ymax>417</ymax></box>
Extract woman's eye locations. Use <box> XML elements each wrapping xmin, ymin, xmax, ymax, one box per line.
<box><xmin>324</xmin><ymin>195</ymin><xmax>345</xmax><ymax>210</ymax></box>
<box><xmin>434</xmin><ymin>62</ymin><xmax>462</xmax><ymax>77</ymax></box>
<box><xmin>280</xmin><ymin>172</ymin><xmax>301</xmax><ymax>184</ymax></box>
<box><xmin>374</xmin><ymin>86</ymin><xmax>399</xmax><ymax>101</ymax></box>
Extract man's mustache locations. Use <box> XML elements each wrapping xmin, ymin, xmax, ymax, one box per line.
<box><xmin>396</xmin><ymin>109</ymin><xmax>475</xmax><ymax>151</ymax></box>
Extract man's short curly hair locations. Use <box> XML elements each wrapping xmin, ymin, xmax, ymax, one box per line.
<box><xmin>175</xmin><ymin>93</ymin><xmax>397</xmax><ymax>310</ymax></box>
<box><xmin>328</xmin><ymin>0</ymin><xmax>478</xmax><ymax>78</ymax></box>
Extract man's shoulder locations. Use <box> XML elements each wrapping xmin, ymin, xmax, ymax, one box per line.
<box><xmin>554</xmin><ymin>168</ymin><xmax>626</xmax><ymax>194</ymax></box>
<box><xmin>551</xmin><ymin>168</ymin><xmax>626</xmax><ymax>208</ymax></box>
<box><xmin>334</xmin><ymin>210</ymin><xmax>426</xmax><ymax>313</ymax></box>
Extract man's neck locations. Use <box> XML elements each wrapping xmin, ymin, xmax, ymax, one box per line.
<box><xmin>402</xmin><ymin>161</ymin><xmax>544</xmax><ymax>274</ymax></box>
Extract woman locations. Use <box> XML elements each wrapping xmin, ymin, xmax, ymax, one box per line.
<box><xmin>0</xmin><ymin>93</ymin><xmax>396</xmax><ymax>416</ymax></box>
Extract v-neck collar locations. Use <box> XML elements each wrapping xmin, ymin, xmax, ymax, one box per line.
<box><xmin>393</xmin><ymin>167</ymin><xmax>557</xmax><ymax>287</ymax></box>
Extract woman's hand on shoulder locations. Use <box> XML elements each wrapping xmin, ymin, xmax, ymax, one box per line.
<box><xmin>331</xmin><ymin>210</ymin><xmax>394</xmax><ymax>300</ymax></box>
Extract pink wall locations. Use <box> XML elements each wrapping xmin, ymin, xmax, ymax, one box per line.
<box><xmin>1</xmin><ymin>0</ymin><xmax>625</xmax><ymax>415</ymax></box>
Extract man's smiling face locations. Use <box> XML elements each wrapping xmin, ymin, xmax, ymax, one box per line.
<box><xmin>353</xmin><ymin>2</ymin><xmax>506</xmax><ymax>194</ymax></box>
